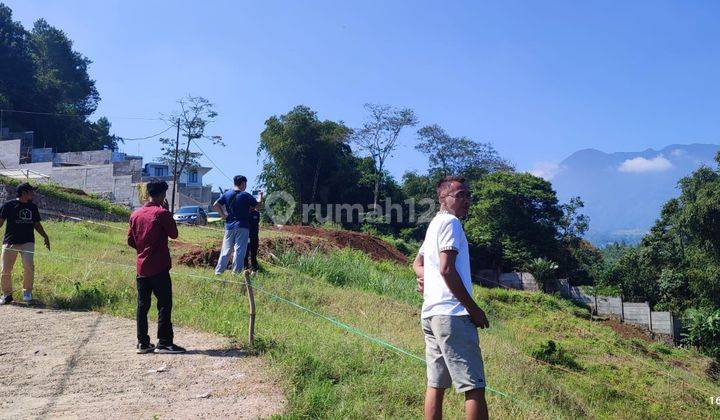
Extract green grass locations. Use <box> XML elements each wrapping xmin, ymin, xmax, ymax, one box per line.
<box><xmin>7</xmin><ymin>220</ymin><xmax>720</xmax><ymax>419</ymax></box>
<box><xmin>275</xmin><ymin>248</ymin><xmax>420</xmax><ymax>304</ymax></box>
<box><xmin>0</xmin><ymin>176</ymin><xmax>131</xmax><ymax>217</ymax></box>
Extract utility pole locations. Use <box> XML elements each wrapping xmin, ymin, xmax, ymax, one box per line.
<box><xmin>171</xmin><ymin>118</ymin><xmax>180</xmax><ymax>213</ymax></box>
<box><xmin>0</xmin><ymin>109</ymin><xmax>4</xmax><ymax>140</ymax></box>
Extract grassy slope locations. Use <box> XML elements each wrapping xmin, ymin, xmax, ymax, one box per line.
<box><xmin>14</xmin><ymin>220</ymin><xmax>720</xmax><ymax>419</ymax></box>
<box><xmin>0</xmin><ymin>177</ymin><xmax>131</xmax><ymax>217</ymax></box>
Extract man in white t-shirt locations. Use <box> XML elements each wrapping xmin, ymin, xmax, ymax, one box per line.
<box><xmin>413</xmin><ymin>175</ymin><xmax>490</xmax><ymax>420</ymax></box>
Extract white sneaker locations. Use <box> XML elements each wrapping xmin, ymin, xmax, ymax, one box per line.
<box><xmin>22</xmin><ymin>291</ymin><xmax>32</xmax><ymax>302</ymax></box>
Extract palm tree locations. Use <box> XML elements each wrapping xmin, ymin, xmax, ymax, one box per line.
<box><xmin>527</xmin><ymin>257</ymin><xmax>559</xmax><ymax>293</ymax></box>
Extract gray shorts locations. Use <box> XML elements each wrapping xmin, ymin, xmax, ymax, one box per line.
<box><xmin>422</xmin><ymin>315</ymin><xmax>486</xmax><ymax>393</ymax></box>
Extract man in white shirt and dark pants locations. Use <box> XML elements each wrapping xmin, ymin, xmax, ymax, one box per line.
<box><xmin>413</xmin><ymin>175</ymin><xmax>490</xmax><ymax>420</ymax></box>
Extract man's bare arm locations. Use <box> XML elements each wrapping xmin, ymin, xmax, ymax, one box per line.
<box><xmin>439</xmin><ymin>250</ymin><xmax>489</xmax><ymax>328</ymax></box>
<box><xmin>213</xmin><ymin>201</ymin><xmax>226</xmax><ymax>219</ymax></box>
<box><xmin>33</xmin><ymin>222</ymin><xmax>50</xmax><ymax>250</ymax></box>
<box><xmin>413</xmin><ymin>252</ymin><xmax>424</xmax><ymax>293</ymax></box>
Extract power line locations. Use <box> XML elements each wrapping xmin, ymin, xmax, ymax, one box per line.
<box><xmin>119</xmin><ymin>125</ymin><xmax>175</xmax><ymax>141</ymax></box>
<box><xmin>191</xmin><ymin>138</ymin><xmax>233</xmax><ymax>182</ymax></box>
<box><xmin>0</xmin><ymin>108</ymin><xmax>163</xmax><ymax>121</ymax></box>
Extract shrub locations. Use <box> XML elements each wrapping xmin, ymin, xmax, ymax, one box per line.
<box><xmin>648</xmin><ymin>342</ymin><xmax>673</xmax><ymax>355</ymax></box>
<box><xmin>378</xmin><ymin>234</ymin><xmax>420</xmax><ymax>257</ymax></box>
<box><xmin>526</xmin><ymin>257</ymin><xmax>559</xmax><ymax>292</ymax></box>
<box><xmin>531</xmin><ymin>340</ymin><xmax>583</xmax><ymax>371</ymax></box>
<box><xmin>682</xmin><ymin>308</ymin><xmax>720</xmax><ymax>359</ymax></box>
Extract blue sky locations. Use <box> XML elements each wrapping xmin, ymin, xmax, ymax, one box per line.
<box><xmin>6</xmin><ymin>0</ymin><xmax>720</xmax><ymax>191</ymax></box>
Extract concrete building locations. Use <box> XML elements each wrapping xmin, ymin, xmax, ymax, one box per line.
<box><xmin>0</xmin><ymin>133</ymin><xmax>214</xmax><ymax>210</ymax></box>
<box><xmin>140</xmin><ymin>162</ymin><xmax>214</xmax><ymax>209</ymax></box>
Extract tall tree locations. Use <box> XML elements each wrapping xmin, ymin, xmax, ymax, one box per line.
<box><xmin>0</xmin><ymin>4</ymin><xmax>35</xmax><ymax>117</ymax></box>
<box><xmin>353</xmin><ymin>103</ymin><xmax>417</xmax><ymax>209</ymax></box>
<box><xmin>158</xmin><ymin>95</ymin><xmax>222</xmax><ymax>209</ymax></box>
<box><xmin>30</xmin><ymin>19</ymin><xmax>99</xmax><ymax>116</ymax></box>
<box><xmin>0</xmin><ymin>4</ymin><xmax>117</xmax><ymax>151</ymax></box>
<box><xmin>464</xmin><ymin>171</ymin><xmax>563</xmax><ymax>271</ymax></box>
<box><xmin>416</xmin><ymin>124</ymin><xmax>513</xmax><ymax>180</ymax></box>
<box><xmin>554</xmin><ymin>195</ymin><xmax>601</xmax><ymax>283</ymax></box>
<box><xmin>559</xmin><ymin>196</ymin><xmax>590</xmax><ymax>240</ymax></box>
<box><xmin>258</xmin><ymin>105</ymin><xmax>368</xmax><ymax>224</ymax></box>
<box><xmin>26</xmin><ymin>18</ymin><xmax>101</xmax><ymax>151</ymax></box>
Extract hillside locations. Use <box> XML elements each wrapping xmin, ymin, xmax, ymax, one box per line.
<box><xmin>6</xmin><ymin>219</ymin><xmax>718</xmax><ymax>418</ymax></box>
<box><xmin>547</xmin><ymin>144</ymin><xmax>720</xmax><ymax>245</ymax></box>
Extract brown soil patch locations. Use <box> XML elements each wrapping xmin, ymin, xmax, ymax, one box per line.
<box><xmin>178</xmin><ymin>225</ymin><xmax>407</xmax><ymax>270</ymax></box>
<box><xmin>259</xmin><ymin>235</ymin><xmax>338</xmax><ymax>260</ymax></box>
<box><xmin>270</xmin><ymin>225</ymin><xmax>407</xmax><ymax>264</ymax></box>
<box><xmin>706</xmin><ymin>360</ymin><xmax>720</xmax><ymax>383</ymax></box>
<box><xmin>169</xmin><ymin>239</ymin><xmax>209</xmax><ymax>255</ymax></box>
<box><xmin>602</xmin><ymin>317</ymin><xmax>654</xmax><ymax>343</ymax></box>
<box><xmin>178</xmin><ymin>236</ymin><xmax>337</xmax><ymax>269</ymax></box>
<box><xmin>671</xmin><ymin>359</ymin><xmax>690</xmax><ymax>370</ymax></box>
<box><xmin>178</xmin><ymin>247</ymin><xmax>223</xmax><ymax>268</ymax></box>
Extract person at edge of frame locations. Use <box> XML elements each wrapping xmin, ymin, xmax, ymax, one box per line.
<box><xmin>0</xmin><ymin>182</ymin><xmax>50</xmax><ymax>305</ymax></box>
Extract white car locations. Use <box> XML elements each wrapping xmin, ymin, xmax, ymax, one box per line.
<box><xmin>173</xmin><ymin>206</ymin><xmax>208</xmax><ymax>225</ymax></box>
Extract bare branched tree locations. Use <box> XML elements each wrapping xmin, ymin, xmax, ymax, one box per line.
<box><xmin>158</xmin><ymin>95</ymin><xmax>224</xmax><ymax>210</ymax></box>
<box><xmin>416</xmin><ymin>124</ymin><xmax>513</xmax><ymax>178</ymax></box>
<box><xmin>353</xmin><ymin>103</ymin><xmax>417</xmax><ymax>208</ymax></box>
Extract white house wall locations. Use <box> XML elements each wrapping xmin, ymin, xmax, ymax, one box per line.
<box><xmin>53</xmin><ymin>150</ymin><xmax>113</xmax><ymax>166</ymax></box>
<box><xmin>0</xmin><ymin>139</ymin><xmax>22</xmax><ymax>169</ymax></box>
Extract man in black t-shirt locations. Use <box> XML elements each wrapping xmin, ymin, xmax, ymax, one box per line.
<box><xmin>0</xmin><ymin>183</ymin><xmax>50</xmax><ymax>304</ymax></box>
<box><xmin>244</xmin><ymin>206</ymin><xmax>260</xmax><ymax>272</ymax></box>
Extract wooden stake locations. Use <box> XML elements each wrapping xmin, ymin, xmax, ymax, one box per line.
<box><xmin>244</xmin><ymin>270</ymin><xmax>256</xmax><ymax>346</ymax></box>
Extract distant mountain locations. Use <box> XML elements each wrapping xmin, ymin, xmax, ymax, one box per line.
<box><xmin>544</xmin><ymin>144</ymin><xmax>720</xmax><ymax>246</ymax></box>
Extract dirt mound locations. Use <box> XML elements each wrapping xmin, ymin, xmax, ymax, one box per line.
<box><xmin>602</xmin><ymin>316</ymin><xmax>655</xmax><ymax>343</ymax></box>
<box><xmin>178</xmin><ymin>236</ymin><xmax>338</xmax><ymax>269</ymax></box>
<box><xmin>260</xmin><ymin>235</ymin><xmax>338</xmax><ymax>259</ymax></box>
<box><xmin>177</xmin><ymin>225</ymin><xmax>407</xmax><ymax>270</ymax></box>
<box><xmin>170</xmin><ymin>239</ymin><xmax>211</xmax><ymax>256</ymax></box>
<box><xmin>706</xmin><ymin>360</ymin><xmax>720</xmax><ymax>383</ymax></box>
<box><xmin>272</xmin><ymin>225</ymin><xmax>407</xmax><ymax>264</ymax></box>
<box><xmin>178</xmin><ymin>247</ymin><xmax>223</xmax><ymax>268</ymax></box>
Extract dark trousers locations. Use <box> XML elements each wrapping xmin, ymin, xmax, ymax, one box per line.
<box><xmin>244</xmin><ymin>233</ymin><xmax>259</xmax><ymax>269</ymax></box>
<box><xmin>136</xmin><ymin>270</ymin><xmax>173</xmax><ymax>346</ymax></box>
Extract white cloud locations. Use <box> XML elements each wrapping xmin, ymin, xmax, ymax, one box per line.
<box><xmin>530</xmin><ymin>162</ymin><xmax>562</xmax><ymax>180</ymax></box>
<box><xmin>618</xmin><ymin>155</ymin><xmax>673</xmax><ymax>173</ymax></box>
<box><xmin>670</xmin><ymin>148</ymin><xmax>686</xmax><ymax>157</ymax></box>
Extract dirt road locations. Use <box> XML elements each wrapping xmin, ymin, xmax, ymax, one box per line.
<box><xmin>0</xmin><ymin>305</ymin><xmax>285</xmax><ymax>419</ymax></box>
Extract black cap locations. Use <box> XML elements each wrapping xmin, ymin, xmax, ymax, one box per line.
<box><xmin>16</xmin><ymin>182</ymin><xmax>37</xmax><ymax>197</ymax></box>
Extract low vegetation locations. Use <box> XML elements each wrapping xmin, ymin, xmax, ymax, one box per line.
<box><xmin>0</xmin><ymin>176</ymin><xmax>131</xmax><ymax>217</ymax></box>
<box><xmin>10</xmin><ymin>220</ymin><xmax>718</xmax><ymax>419</ymax></box>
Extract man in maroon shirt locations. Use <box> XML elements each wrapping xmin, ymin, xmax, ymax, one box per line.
<box><xmin>127</xmin><ymin>180</ymin><xmax>185</xmax><ymax>354</ymax></box>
